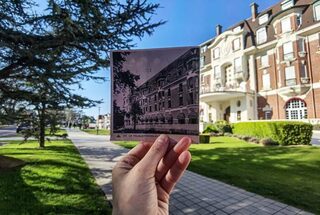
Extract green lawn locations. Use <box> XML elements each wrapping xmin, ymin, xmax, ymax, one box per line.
<box><xmin>113</xmin><ymin>137</ymin><xmax>320</xmax><ymax>214</ymax></box>
<box><xmin>45</xmin><ymin>128</ymin><xmax>67</xmax><ymax>136</ymax></box>
<box><xmin>82</xmin><ymin>129</ymin><xmax>110</xmax><ymax>136</ymax></box>
<box><xmin>0</xmin><ymin>140</ymin><xmax>111</xmax><ymax>214</ymax></box>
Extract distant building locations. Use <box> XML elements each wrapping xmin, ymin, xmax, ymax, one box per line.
<box><xmin>123</xmin><ymin>48</ymin><xmax>200</xmax><ymax>135</ymax></box>
<box><xmin>97</xmin><ymin>114</ymin><xmax>111</xmax><ymax>130</ymax></box>
<box><xmin>200</xmin><ymin>0</ymin><xmax>320</xmax><ymax>125</ymax></box>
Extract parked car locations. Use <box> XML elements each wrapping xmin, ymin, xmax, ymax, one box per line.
<box><xmin>16</xmin><ymin>123</ymin><xmax>31</xmax><ymax>133</ymax></box>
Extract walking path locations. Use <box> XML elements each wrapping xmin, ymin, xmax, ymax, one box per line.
<box><xmin>68</xmin><ymin>129</ymin><xmax>312</xmax><ymax>215</ymax></box>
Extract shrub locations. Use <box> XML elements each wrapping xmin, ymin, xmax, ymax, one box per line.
<box><xmin>215</xmin><ymin>120</ymin><xmax>232</xmax><ymax>133</ymax></box>
<box><xmin>199</xmin><ymin>135</ymin><xmax>210</xmax><ymax>143</ymax></box>
<box><xmin>203</xmin><ymin>125</ymin><xmax>219</xmax><ymax>134</ymax></box>
<box><xmin>233</xmin><ymin>121</ymin><xmax>313</xmax><ymax>146</ymax></box>
<box><xmin>260</xmin><ymin>138</ymin><xmax>279</xmax><ymax>146</ymax></box>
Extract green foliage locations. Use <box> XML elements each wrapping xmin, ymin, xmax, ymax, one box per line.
<box><xmin>203</xmin><ymin>120</ymin><xmax>232</xmax><ymax>134</ymax></box>
<box><xmin>232</xmin><ymin>121</ymin><xmax>313</xmax><ymax>145</ymax></box>
<box><xmin>313</xmin><ymin>124</ymin><xmax>320</xmax><ymax>130</ymax></box>
<box><xmin>203</xmin><ymin>125</ymin><xmax>219</xmax><ymax>134</ymax></box>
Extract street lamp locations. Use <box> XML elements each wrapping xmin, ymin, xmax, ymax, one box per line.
<box><xmin>97</xmin><ymin>106</ymin><xmax>101</xmax><ymax>135</ymax></box>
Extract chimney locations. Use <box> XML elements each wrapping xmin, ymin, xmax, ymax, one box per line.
<box><xmin>216</xmin><ymin>25</ymin><xmax>222</xmax><ymax>36</ymax></box>
<box><xmin>251</xmin><ymin>3</ymin><xmax>259</xmax><ymax>21</ymax></box>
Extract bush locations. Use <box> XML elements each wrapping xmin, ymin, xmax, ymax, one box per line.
<box><xmin>260</xmin><ymin>138</ymin><xmax>279</xmax><ymax>146</ymax></box>
<box><xmin>233</xmin><ymin>121</ymin><xmax>313</xmax><ymax>146</ymax></box>
<box><xmin>203</xmin><ymin>125</ymin><xmax>219</xmax><ymax>134</ymax></box>
<box><xmin>199</xmin><ymin>135</ymin><xmax>210</xmax><ymax>143</ymax></box>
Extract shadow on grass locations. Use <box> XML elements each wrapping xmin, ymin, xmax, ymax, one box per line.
<box><xmin>189</xmin><ymin>145</ymin><xmax>320</xmax><ymax>214</ymax></box>
<box><xmin>0</xmin><ymin>141</ymin><xmax>111</xmax><ymax>214</ymax></box>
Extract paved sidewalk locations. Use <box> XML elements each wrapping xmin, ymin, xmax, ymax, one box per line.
<box><xmin>68</xmin><ymin>129</ymin><xmax>313</xmax><ymax>215</ymax></box>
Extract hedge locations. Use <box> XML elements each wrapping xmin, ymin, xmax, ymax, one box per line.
<box><xmin>232</xmin><ymin>121</ymin><xmax>313</xmax><ymax>146</ymax></box>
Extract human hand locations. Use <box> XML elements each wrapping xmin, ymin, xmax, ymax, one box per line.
<box><xmin>112</xmin><ymin>134</ymin><xmax>192</xmax><ymax>215</ymax></box>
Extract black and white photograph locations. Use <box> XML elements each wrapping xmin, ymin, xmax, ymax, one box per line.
<box><xmin>111</xmin><ymin>47</ymin><xmax>200</xmax><ymax>142</ymax></box>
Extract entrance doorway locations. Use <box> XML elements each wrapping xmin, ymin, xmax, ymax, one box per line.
<box><xmin>224</xmin><ymin>106</ymin><xmax>231</xmax><ymax>122</ymax></box>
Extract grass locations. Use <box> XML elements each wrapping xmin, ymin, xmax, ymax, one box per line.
<box><xmin>45</xmin><ymin>128</ymin><xmax>67</xmax><ymax>136</ymax></box>
<box><xmin>0</xmin><ymin>139</ymin><xmax>111</xmax><ymax>214</ymax></box>
<box><xmin>113</xmin><ymin>137</ymin><xmax>320</xmax><ymax>214</ymax></box>
<box><xmin>82</xmin><ymin>129</ymin><xmax>110</xmax><ymax>136</ymax></box>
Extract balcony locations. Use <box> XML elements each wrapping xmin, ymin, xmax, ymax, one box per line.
<box><xmin>200</xmin><ymin>85</ymin><xmax>247</xmax><ymax>103</ymax></box>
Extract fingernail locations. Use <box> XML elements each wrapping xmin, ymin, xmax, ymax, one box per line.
<box><xmin>157</xmin><ymin>134</ymin><xmax>169</xmax><ymax>144</ymax></box>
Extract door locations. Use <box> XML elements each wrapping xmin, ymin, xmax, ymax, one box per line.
<box><xmin>224</xmin><ymin>106</ymin><xmax>231</xmax><ymax>122</ymax></box>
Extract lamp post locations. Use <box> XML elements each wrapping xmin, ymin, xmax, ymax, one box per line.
<box><xmin>97</xmin><ymin>106</ymin><xmax>101</xmax><ymax>135</ymax></box>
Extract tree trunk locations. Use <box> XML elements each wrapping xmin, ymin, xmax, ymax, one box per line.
<box><xmin>39</xmin><ymin>103</ymin><xmax>46</xmax><ymax>148</ymax></box>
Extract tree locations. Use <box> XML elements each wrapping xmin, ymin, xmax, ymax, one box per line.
<box><xmin>0</xmin><ymin>0</ymin><xmax>164</xmax><ymax>147</ymax></box>
<box><xmin>129</xmin><ymin>100</ymin><xmax>143</xmax><ymax>131</ymax></box>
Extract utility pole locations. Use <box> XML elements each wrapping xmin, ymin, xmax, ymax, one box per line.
<box><xmin>97</xmin><ymin>106</ymin><xmax>101</xmax><ymax>135</ymax></box>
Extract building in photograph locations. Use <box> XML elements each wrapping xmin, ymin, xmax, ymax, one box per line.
<box><xmin>122</xmin><ymin>48</ymin><xmax>200</xmax><ymax>135</ymax></box>
<box><xmin>200</xmin><ymin>0</ymin><xmax>320</xmax><ymax>125</ymax></box>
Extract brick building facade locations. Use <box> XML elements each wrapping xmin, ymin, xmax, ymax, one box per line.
<box><xmin>200</xmin><ymin>0</ymin><xmax>320</xmax><ymax>124</ymax></box>
<box><xmin>123</xmin><ymin>48</ymin><xmax>200</xmax><ymax>135</ymax></box>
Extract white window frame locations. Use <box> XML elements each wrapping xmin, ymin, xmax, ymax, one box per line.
<box><xmin>263</xmin><ymin>73</ymin><xmax>271</xmax><ymax>90</ymax></box>
<box><xmin>214</xmin><ymin>66</ymin><xmax>221</xmax><ymax>79</ymax></box>
<box><xmin>281</xmin><ymin>0</ymin><xmax>294</xmax><ymax>10</ymax></box>
<box><xmin>234</xmin><ymin>57</ymin><xmax>242</xmax><ymax>72</ymax></box>
<box><xmin>283</xmin><ymin>42</ymin><xmax>294</xmax><ymax>60</ymax></box>
<box><xmin>285</xmin><ymin>66</ymin><xmax>296</xmax><ymax>86</ymax></box>
<box><xmin>233</xmin><ymin>38</ymin><xmax>241</xmax><ymax>51</ymax></box>
<box><xmin>259</xmin><ymin>14</ymin><xmax>269</xmax><ymax>25</ymax></box>
<box><xmin>257</xmin><ymin>28</ymin><xmax>267</xmax><ymax>44</ymax></box>
<box><xmin>285</xmin><ymin>99</ymin><xmax>307</xmax><ymax>120</ymax></box>
<box><xmin>314</xmin><ymin>3</ymin><xmax>320</xmax><ymax>21</ymax></box>
<box><xmin>213</xmin><ymin>48</ymin><xmax>220</xmax><ymax>59</ymax></box>
<box><xmin>281</xmin><ymin>17</ymin><xmax>292</xmax><ymax>33</ymax></box>
<box><xmin>261</xmin><ymin>55</ymin><xmax>269</xmax><ymax>68</ymax></box>
<box><xmin>201</xmin><ymin>46</ymin><xmax>208</xmax><ymax>53</ymax></box>
<box><xmin>200</xmin><ymin>56</ymin><xmax>205</xmax><ymax>68</ymax></box>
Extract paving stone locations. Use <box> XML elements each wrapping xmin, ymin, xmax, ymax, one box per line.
<box><xmin>68</xmin><ymin>130</ymin><xmax>313</xmax><ymax>215</ymax></box>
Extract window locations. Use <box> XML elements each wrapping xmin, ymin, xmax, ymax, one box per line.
<box><xmin>297</xmin><ymin>14</ymin><xmax>302</xmax><ymax>27</ymax></box>
<box><xmin>189</xmin><ymin>92</ymin><xmax>194</xmax><ymax>104</ymax></box>
<box><xmin>281</xmin><ymin>0</ymin><xmax>294</xmax><ymax>10</ymax></box>
<box><xmin>200</xmin><ymin>56</ymin><xmax>205</xmax><ymax>68</ymax></box>
<box><xmin>259</xmin><ymin>14</ymin><xmax>269</xmax><ymax>25</ymax></box>
<box><xmin>281</xmin><ymin>17</ymin><xmax>291</xmax><ymax>33</ymax></box>
<box><xmin>265</xmin><ymin>111</ymin><xmax>272</xmax><ymax>120</ymax></box>
<box><xmin>155</xmin><ymin>105</ymin><xmax>157</xmax><ymax>111</ymax></box>
<box><xmin>234</xmin><ymin>57</ymin><xmax>242</xmax><ymax>72</ymax></box>
<box><xmin>257</xmin><ymin>28</ymin><xmax>267</xmax><ymax>44</ymax></box>
<box><xmin>167</xmin><ymin>88</ymin><xmax>171</xmax><ymax>97</ymax></box>
<box><xmin>314</xmin><ymin>3</ymin><xmax>320</xmax><ymax>21</ymax></box>
<box><xmin>263</xmin><ymin>73</ymin><xmax>271</xmax><ymax>90</ymax></box>
<box><xmin>213</xmin><ymin>48</ymin><xmax>220</xmax><ymax>59</ymax></box>
<box><xmin>179</xmin><ymin>96</ymin><xmax>183</xmax><ymax>106</ymax></box>
<box><xmin>233</xmin><ymin>38</ymin><xmax>241</xmax><ymax>51</ymax></box>
<box><xmin>261</xmin><ymin>55</ymin><xmax>269</xmax><ymax>68</ymax></box>
<box><xmin>300</xmin><ymin>64</ymin><xmax>308</xmax><ymax>79</ymax></box>
<box><xmin>168</xmin><ymin>100</ymin><xmax>171</xmax><ymax>108</ymax></box>
<box><xmin>285</xmin><ymin>66</ymin><xmax>296</xmax><ymax>86</ymax></box>
<box><xmin>298</xmin><ymin>38</ymin><xmax>305</xmax><ymax>52</ymax></box>
<box><xmin>285</xmin><ymin>99</ymin><xmax>307</xmax><ymax>120</ymax></box>
<box><xmin>233</xmin><ymin>26</ymin><xmax>242</xmax><ymax>32</ymax></box>
<box><xmin>237</xmin><ymin>111</ymin><xmax>241</xmax><ymax>121</ymax></box>
<box><xmin>283</xmin><ymin>42</ymin><xmax>294</xmax><ymax>60</ymax></box>
<box><xmin>214</xmin><ymin>66</ymin><xmax>221</xmax><ymax>78</ymax></box>
<box><xmin>201</xmin><ymin>45</ymin><xmax>208</xmax><ymax>53</ymax></box>
<box><xmin>179</xmin><ymin>83</ymin><xmax>183</xmax><ymax>92</ymax></box>
<box><xmin>208</xmin><ymin>113</ymin><xmax>213</xmax><ymax>123</ymax></box>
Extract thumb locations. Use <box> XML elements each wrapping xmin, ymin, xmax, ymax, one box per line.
<box><xmin>136</xmin><ymin>135</ymin><xmax>169</xmax><ymax>176</ymax></box>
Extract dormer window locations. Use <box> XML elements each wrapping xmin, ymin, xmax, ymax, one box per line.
<box><xmin>201</xmin><ymin>45</ymin><xmax>208</xmax><ymax>53</ymax></box>
<box><xmin>233</xmin><ymin>26</ymin><xmax>242</xmax><ymax>32</ymax></box>
<box><xmin>259</xmin><ymin>14</ymin><xmax>269</xmax><ymax>25</ymax></box>
<box><xmin>257</xmin><ymin>28</ymin><xmax>267</xmax><ymax>44</ymax></box>
<box><xmin>281</xmin><ymin>0</ymin><xmax>294</xmax><ymax>10</ymax></box>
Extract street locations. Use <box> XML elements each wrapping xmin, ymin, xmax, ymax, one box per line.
<box><xmin>0</xmin><ymin>125</ymin><xmax>16</xmax><ymax>137</ymax></box>
<box><xmin>311</xmin><ymin>131</ymin><xmax>320</xmax><ymax>146</ymax></box>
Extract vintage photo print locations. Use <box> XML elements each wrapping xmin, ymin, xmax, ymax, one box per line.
<box><xmin>111</xmin><ymin>47</ymin><xmax>200</xmax><ymax>143</ymax></box>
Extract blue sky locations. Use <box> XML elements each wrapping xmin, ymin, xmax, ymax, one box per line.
<box><xmin>69</xmin><ymin>0</ymin><xmax>280</xmax><ymax>117</ymax></box>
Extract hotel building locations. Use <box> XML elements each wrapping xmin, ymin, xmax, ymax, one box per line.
<box><xmin>200</xmin><ymin>0</ymin><xmax>320</xmax><ymax>125</ymax></box>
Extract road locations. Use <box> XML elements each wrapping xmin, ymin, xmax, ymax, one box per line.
<box><xmin>0</xmin><ymin>125</ymin><xmax>17</xmax><ymax>137</ymax></box>
<box><xmin>311</xmin><ymin>131</ymin><xmax>320</xmax><ymax>146</ymax></box>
